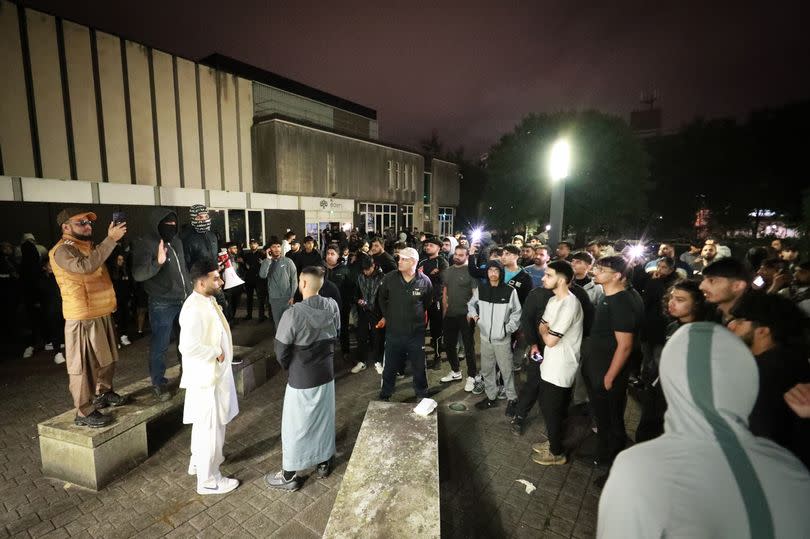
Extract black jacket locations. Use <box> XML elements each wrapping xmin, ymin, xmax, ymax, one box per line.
<box><xmin>378</xmin><ymin>271</ymin><xmax>433</xmax><ymax>335</ymax></box>
<box><xmin>242</xmin><ymin>248</ymin><xmax>264</xmax><ymax>283</ymax></box>
<box><xmin>521</xmin><ymin>283</ymin><xmax>594</xmax><ymax>350</ymax></box>
<box><xmin>132</xmin><ymin>208</ymin><xmax>192</xmax><ymax>303</ymax></box>
<box><xmin>326</xmin><ymin>263</ymin><xmax>354</xmax><ymax>307</ymax></box>
<box><xmin>179</xmin><ymin>225</ymin><xmax>218</xmax><ymax>270</ymax></box>
<box><xmin>373</xmin><ymin>251</ymin><xmax>397</xmax><ymax>274</ymax></box>
<box><xmin>468</xmin><ymin>255</ymin><xmax>533</xmax><ymax>305</ymax></box>
<box><xmin>294</xmin><ymin>249</ymin><xmax>324</xmax><ymax>273</ymax></box>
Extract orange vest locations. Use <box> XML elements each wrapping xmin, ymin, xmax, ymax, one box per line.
<box><xmin>49</xmin><ymin>236</ymin><xmax>117</xmax><ymax>320</ymax></box>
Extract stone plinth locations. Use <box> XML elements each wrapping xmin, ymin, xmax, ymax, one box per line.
<box><xmin>324</xmin><ymin>401</ymin><xmax>440</xmax><ymax>539</ymax></box>
<box><xmin>37</xmin><ymin>365</ymin><xmax>184</xmax><ymax>490</ymax></box>
<box><xmin>231</xmin><ymin>345</ymin><xmax>270</xmax><ymax>398</ymax></box>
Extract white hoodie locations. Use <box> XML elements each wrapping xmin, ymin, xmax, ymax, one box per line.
<box><xmin>598</xmin><ymin>322</ymin><xmax>810</xmax><ymax>539</ymax></box>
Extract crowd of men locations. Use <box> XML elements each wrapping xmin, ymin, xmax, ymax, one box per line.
<box><xmin>7</xmin><ymin>206</ymin><xmax>810</xmax><ymax>534</ymax></box>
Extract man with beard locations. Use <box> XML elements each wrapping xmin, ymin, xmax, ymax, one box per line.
<box><xmin>133</xmin><ymin>208</ymin><xmax>192</xmax><ymax>401</ymax></box>
<box><xmin>439</xmin><ymin>245</ymin><xmax>480</xmax><ymax>391</ymax></box>
<box><xmin>351</xmin><ymin>254</ymin><xmax>385</xmax><ymax>374</ymax></box>
<box><xmin>554</xmin><ymin>240</ymin><xmax>574</xmax><ymax>262</ymax></box>
<box><xmin>324</xmin><ymin>244</ymin><xmax>353</xmax><ymax>356</ymax></box>
<box><xmin>370</xmin><ymin>237</ymin><xmax>397</xmax><ymax>274</ymax></box>
<box><xmin>779</xmin><ymin>261</ymin><xmax>810</xmax><ymax>316</ymax></box>
<box><xmin>49</xmin><ymin>208</ymin><xmax>128</xmax><ymax>427</ymax></box>
<box><xmin>699</xmin><ymin>258</ymin><xmax>751</xmax><ymax>324</ymax></box>
<box><xmin>259</xmin><ymin>237</ymin><xmax>298</xmax><ymax>329</ymax></box>
<box><xmin>523</xmin><ymin>245</ymin><xmax>550</xmax><ymax>289</ymax></box>
<box><xmin>293</xmin><ymin>236</ymin><xmax>323</xmax><ymax>274</ymax></box>
<box><xmin>519</xmin><ymin>245</ymin><xmax>535</xmax><ymax>268</ymax></box>
<box><xmin>418</xmin><ymin>237</ymin><xmax>449</xmax><ymax>368</ymax></box>
<box><xmin>241</xmin><ymin>239</ymin><xmax>266</xmax><ymax>321</ymax></box>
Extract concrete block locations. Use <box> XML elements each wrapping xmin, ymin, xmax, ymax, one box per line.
<box><xmin>231</xmin><ymin>345</ymin><xmax>269</xmax><ymax>398</ymax></box>
<box><xmin>324</xmin><ymin>401</ymin><xmax>440</xmax><ymax>539</ymax></box>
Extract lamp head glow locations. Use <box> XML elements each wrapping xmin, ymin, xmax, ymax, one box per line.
<box><xmin>471</xmin><ymin>228</ymin><xmax>483</xmax><ymax>244</ymax></box>
<box><xmin>628</xmin><ymin>244</ymin><xmax>645</xmax><ymax>259</ymax></box>
<box><xmin>549</xmin><ymin>139</ymin><xmax>571</xmax><ymax>182</ymax></box>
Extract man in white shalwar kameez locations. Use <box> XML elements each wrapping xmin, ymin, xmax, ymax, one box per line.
<box><xmin>265</xmin><ymin>265</ymin><xmax>339</xmax><ymax>491</ymax></box>
<box><xmin>179</xmin><ymin>260</ymin><xmax>240</xmax><ymax>495</ymax></box>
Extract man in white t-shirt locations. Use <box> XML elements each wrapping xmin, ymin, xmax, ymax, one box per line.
<box><xmin>531</xmin><ymin>260</ymin><xmax>583</xmax><ymax>466</ymax></box>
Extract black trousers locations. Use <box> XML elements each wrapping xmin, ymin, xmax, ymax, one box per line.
<box><xmin>539</xmin><ymin>378</ymin><xmax>572</xmax><ymax>456</ymax></box>
<box><xmin>444</xmin><ymin>314</ymin><xmax>476</xmax><ymax>376</ymax></box>
<box><xmin>255</xmin><ymin>278</ymin><xmax>268</xmax><ymax>319</ymax></box>
<box><xmin>356</xmin><ymin>308</ymin><xmax>384</xmax><ymax>367</ymax></box>
<box><xmin>381</xmin><ymin>332</ymin><xmax>427</xmax><ymax>399</ymax></box>
<box><xmin>426</xmin><ymin>300</ymin><xmax>443</xmax><ymax>352</ymax></box>
<box><xmin>582</xmin><ymin>361</ymin><xmax>629</xmax><ymax>462</ymax></box>
<box><xmin>339</xmin><ymin>303</ymin><xmax>351</xmax><ymax>353</ymax></box>
<box><xmin>114</xmin><ymin>293</ymin><xmax>130</xmax><ymax>336</ymax></box>
<box><xmin>515</xmin><ymin>359</ymin><xmax>543</xmax><ymax>419</ymax></box>
<box><xmin>225</xmin><ymin>285</ymin><xmax>243</xmax><ymax>321</ymax></box>
<box><xmin>244</xmin><ymin>280</ymin><xmax>256</xmax><ymax>318</ymax></box>
<box><xmin>635</xmin><ymin>382</ymin><xmax>667</xmax><ymax>443</ymax></box>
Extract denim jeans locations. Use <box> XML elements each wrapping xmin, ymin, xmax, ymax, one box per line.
<box><xmin>148</xmin><ymin>299</ymin><xmax>182</xmax><ymax>386</ymax></box>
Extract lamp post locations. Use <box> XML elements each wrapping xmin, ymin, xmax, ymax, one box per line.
<box><xmin>548</xmin><ymin>139</ymin><xmax>570</xmax><ymax>251</ymax></box>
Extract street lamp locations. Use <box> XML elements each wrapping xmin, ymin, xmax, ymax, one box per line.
<box><xmin>547</xmin><ymin>138</ymin><xmax>570</xmax><ymax>251</ymax></box>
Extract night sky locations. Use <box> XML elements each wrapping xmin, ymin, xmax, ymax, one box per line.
<box><xmin>21</xmin><ymin>0</ymin><xmax>810</xmax><ymax>156</ymax></box>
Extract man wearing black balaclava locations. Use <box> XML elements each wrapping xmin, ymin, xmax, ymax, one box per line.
<box><xmin>133</xmin><ymin>208</ymin><xmax>192</xmax><ymax>402</ymax></box>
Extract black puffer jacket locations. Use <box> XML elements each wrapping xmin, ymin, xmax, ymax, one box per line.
<box><xmin>132</xmin><ymin>208</ymin><xmax>192</xmax><ymax>303</ymax></box>
<box><xmin>179</xmin><ymin>225</ymin><xmax>218</xmax><ymax>270</ymax></box>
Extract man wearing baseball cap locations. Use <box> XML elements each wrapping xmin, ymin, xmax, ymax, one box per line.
<box><xmin>377</xmin><ymin>247</ymin><xmax>434</xmax><ymax>400</ymax></box>
<box><xmin>418</xmin><ymin>236</ymin><xmax>449</xmax><ymax>368</ymax></box>
<box><xmin>49</xmin><ymin>208</ymin><xmax>128</xmax><ymax>427</ymax></box>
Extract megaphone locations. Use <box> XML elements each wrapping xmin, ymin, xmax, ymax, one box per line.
<box><xmin>218</xmin><ymin>249</ymin><xmax>245</xmax><ymax>290</ymax></box>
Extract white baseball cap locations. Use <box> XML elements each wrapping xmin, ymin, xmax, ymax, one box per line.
<box><xmin>398</xmin><ymin>247</ymin><xmax>419</xmax><ymax>260</ymax></box>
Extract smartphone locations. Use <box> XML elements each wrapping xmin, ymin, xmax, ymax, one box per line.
<box><xmin>112</xmin><ymin>211</ymin><xmax>127</xmax><ymax>225</ymax></box>
<box><xmin>753</xmin><ymin>275</ymin><xmax>765</xmax><ymax>288</ymax></box>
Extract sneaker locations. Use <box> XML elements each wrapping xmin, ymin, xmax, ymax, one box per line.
<box><xmin>472</xmin><ymin>377</ymin><xmax>485</xmax><ymax>395</ymax></box>
<box><xmin>474</xmin><ymin>398</ymin><xmax>498</xmax><ymax>410</ymax></box>
<box><xmin>532</xmin><ymin>441</ymin><xmax>550</xmax><ymax>454</ymax></box>
<box><xmin>532</xmin><ymin>451</ymin><xmax>568</xmax><ymax>466</ymax></box>
<box><xmin>264</xmin><ymin>471</ymin><xmax>301</xmax><ymax>491</ymax></box>
<box><xmin>53</xmin><ymin>352</ymin><xmax>66</xmax><ymax>365</ymax></box>
<box><xmin>464</xmin><ymin>376</ymin><xmax>475</xmax><ymax>392</ymax></box>
<box><xmin>396</xmin><ymin>373</ymin><xmax>405</xmax><ymax>379</ymax></box>
<box><xmin>153</xmin><ymin>384</ymin><xmax>172</xmax><ymax>402</ymax></box>
<box><xmin>45</xmin><ymin>342</ymin><xmax>54</xmax><ymax>351</ymax></box>
<box><xmin>440</xmin><ymin>371</ymin><xmax>462</xmax><ymax>383</ymax></box>
<box><xmin>316</xmin><ymin>457</ymin><xmax>333</xmax><ymax>479</ymax></box>
<box><xmin>198</xmin><ymin>477</ymin><xmax>239</xmax><ymax>495</ymax></box>
<box><xmin>93</xmin><ymin>391</ymin><xmax>128</xmax><ymax>409</ymax></box>
<box><xmin>187</xmin><ymin>463</ymin><xmax>196</xmax><ymax>475</ymax></box>
<box><xmin>351</xmin><ymin>362</ymin><xmax>367</xmax><ymax>374</ymax></box>
<box><xmin>505</xmin><ymin>399</ymin><xmax>517</xmax><ymax>418</ymax></box>
<box><xmin>512</xmin><ymin>364</ymin><xmax>522</xmax><ymax>372</ymax></box>
<box><xmin>74</xmin><ymin>410</ymin><xmax>114</xmax><ymax>428</ymax></box>
<box><xmin>510</xmin><ymin>416</ymin><xmax>524</xmax><ymax>436</ymax></box>
<box><xmin>120</xmin><ymin>335</ymin><xmax>131</xmax><ymax>346</ymax></box>
<box><xmin>374</xmin><ymin>362</ymin><xmax>384</xmax><ymax>375</ymax></box>
<box><xmin>496</xmin><ymin>386</ymin><xmax>507</xmax><ymax>400</ymax></box>
<box><xmin>429</xmin><ymin>359</ymin><xmax>442</xmax><ymax>371</ymax></box>
<box><xmin>23</xmin><ymin>346</ymin><xmax>34</xmax><ymax>359</ymax></box>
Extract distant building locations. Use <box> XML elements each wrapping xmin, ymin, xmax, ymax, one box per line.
<box><xmin>0</xmin><ymin>1</ymin><xmax>458</xmax><ymax>245</ymax></box>
<box><xmin>630</xmin><ymin>91</ymin><xmax>663</xmax><ymax>137</ymax></box>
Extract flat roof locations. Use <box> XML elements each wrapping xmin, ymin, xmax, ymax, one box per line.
<box><xmin>200</xmin><ymin>54</ymin><xmax>377</xmax><ymax>121</ymax></box>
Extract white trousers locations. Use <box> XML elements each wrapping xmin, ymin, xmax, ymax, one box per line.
<box><xmin>190</xmin><ymin>406</ymin><xmax>226</xmax><ymax>489</ymax></box>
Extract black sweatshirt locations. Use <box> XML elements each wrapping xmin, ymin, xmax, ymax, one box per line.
<box><xmin>378</xmin><ymin>271</ymin><xmax>433</xmax><ymax>335</ymax></box>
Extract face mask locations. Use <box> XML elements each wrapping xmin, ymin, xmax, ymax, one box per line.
<box><xmin>158</xmin><ymin>221</ymin><xmax>177</xmax><ymax>243</ymax></box>
<box><xmin>189</xmin><ymin>204</ymin><xmax>211</xmax><ymax>233</ymax></box>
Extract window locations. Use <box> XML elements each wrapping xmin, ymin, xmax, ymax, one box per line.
<box><xmin>439</xmin><ymin>207</ymin><xmax>455</xmax><ymax>238</ymax></box>
<box><xmin>424</xmin><ymin>172</ymin><xmax>432</xmax><ymax>203</ymax></box>
<box><xmin>326</xmin><ymin>152</ymin><xmax>336</xmax><ymax>194</ymax></box>
<box><xmin>387</xmin><ymin>160</ymin><xmax>393</xmax><ymax>190</ymax></box>
<box><xmin>401</xmin><ymin>204</ymin><xmax>414</xmax><ymax>232</ymax></box>
<box><xmin>359</xmin><ymin>202</ymin><xmax>397</xmax><ymax>234</ymax></box>
<box><xmin>395</xmin><ymin>162</ymin><xmax>401</xmax><ymax>190</ymax></box>
<box><xmin>209</xmin><ymin>208</ymin><xmax>265</xmax><ymax>248</ymax></box>
<box><xmin>423</xmin><ymin>204</ymin><xmax>432</xmax><ymax>233</ymax></box>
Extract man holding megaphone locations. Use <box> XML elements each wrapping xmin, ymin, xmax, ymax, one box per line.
<box><xmin>221</xmin><ymin>243</ymin><xmax>246</xmax><ymax>324</ymax></box>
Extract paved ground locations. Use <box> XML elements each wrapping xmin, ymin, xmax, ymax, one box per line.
<box><xmin>1</xmin><ymin>317</ymin><xmax>640</xmax><ymax>539</ymax></box>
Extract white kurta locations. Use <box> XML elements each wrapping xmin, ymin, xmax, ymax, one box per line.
<box><xmin>178</xmin><ymin>292</ymin><xmax>239</xmax><ymax>487</ymax></box>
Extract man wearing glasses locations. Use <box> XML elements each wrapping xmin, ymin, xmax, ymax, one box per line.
<box><xmin>582</xmin><ymin>256</ymin><xmax>643</xmax><ymax>485</ymax></box>
<box><xmin>49</xmin><ymin>208</ymin><xmax>128</xmax><ymax>427</ymax></box>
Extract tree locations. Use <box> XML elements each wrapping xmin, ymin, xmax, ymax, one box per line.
<box><xmin>484</xmin><ymin>111</ymin><xmax>650</xmax><ymax>237</ymax></box>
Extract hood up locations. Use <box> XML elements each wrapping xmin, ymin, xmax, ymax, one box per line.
<box><xmin>297</xmin><ymin>295</ymin><xmax>338</xmax><ymax>329</ymax></box>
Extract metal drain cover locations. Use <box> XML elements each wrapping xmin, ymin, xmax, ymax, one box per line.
<box><xmin>449</xmin><ymin>402</ymin><xmax>468</xmax><ymax>412</ymax></box>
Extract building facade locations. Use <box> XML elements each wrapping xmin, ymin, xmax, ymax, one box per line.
<box><xmin>0</xmin><ymin>1</ymin><xmax>458</xmax><ymax>247</ymax></box>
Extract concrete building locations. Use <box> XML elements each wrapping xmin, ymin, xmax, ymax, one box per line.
<box><xmin>0</xmin><ymin>1</ymin><xmax>458</xmax><ymax>247</ymax></box>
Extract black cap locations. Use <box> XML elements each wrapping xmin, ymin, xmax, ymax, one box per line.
<box><xmin>424</xmin><ymin>237</ymin><xmax>442</xmax><ymax>247</ymax></box>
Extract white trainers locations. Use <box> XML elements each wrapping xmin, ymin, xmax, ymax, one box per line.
<box><xmin>23</xmin><ymin>346</ymin><xmax>34</xmax><ymax>359</ymax></box>
<box><xmin>351</xmin><ymin>362</ymin><xmax>367</xmax><ymax>374</ymax></box>
<box><xmin>120</xmin><ymin>335</ymin><xmax>131</xmax><ymax>346</ymax></box>
<box><xmin>188</xmin><ymin>463</ymin><xmax>196</xmax><ymax>475</ymax></box>
<box><xmin>464</xmin><ymin>376</ymin><xmax>475</xmax><ymax>392</ymax></box>
<box><xmin>54</xmin><ymin>352</ymin><xmax>66</xmax><ymax>365</ymax></box>
<box><xmin>440</xmin><ymin>371</ymin><xmax>462</xmax><ymax>383</ymax></box>
<box><xmin>374</xmin><ymin>362</ymin><xmax>384</xmax><ymax>375</ymax></box>
<box><xmin>197</xmin><ymin>476</ymin><xmax>239</xmax><ymax>495</ymax></box>
<box><xmin>45</xmin><ymin>342</ymin><xmax>54</xmax><ymax>351</ymax></box>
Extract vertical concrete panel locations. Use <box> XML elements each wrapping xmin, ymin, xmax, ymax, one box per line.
<box><xmin>26</xmin><ymin>9</ymin><xmax>70</xmax><ymax>179</ymax></box>
<box><xmin>96</xmin><ymin>31</ymin><xmax>130</xmax><ymax>184</ymax></box>
<box><xmin>0</xmin><ymin>1</ymin><xmax>35</xmax><ymax>176</ymax></box>
<box><xmin>238</xmin><ymin>77</ymin><xmax>253</xmax><ymax>193</ymax></box>
<box><xmin>152</xmin><ymin>50</ymin><xmax>179</xmax><ymax>187</ymax></box>
<box><xmin>199</xmin><ymin>66</ymin><xmax>221</xmax><ymax>189</ymax></box>
<box><xmin>219</xmin><ymin>73</ymin><xmax>239</xmax><ymax>191</ymax></box>
<box><xmin>176</xmin><ymin>58</ymin><xmax>200</xmax><ymax>188</ymax></box>
<box><xmin>63</xmin><ymin>21</ymin><xmax>101</xmax><ymax>181</ymax></box>
<box><xmin>125</xmin><ymin>41</ymin><xmax>156</xmax><ymax>185</ymax></box>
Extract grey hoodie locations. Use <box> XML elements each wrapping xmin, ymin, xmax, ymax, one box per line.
<box><xmin>274</xmin><ymin>295</ymin><xmax>340</xmax><ymax>390</ymax></box>
<box><xmin>598</xmin><ymin>322</ymin><xmax>810</xmax><ymax>539</ymax></box>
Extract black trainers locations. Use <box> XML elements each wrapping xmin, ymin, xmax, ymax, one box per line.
<box><xmin>316</xmin><ymin>457</ymin><xmax>333</xmax><ymax>479</ymax></box>
<box><xmin>474</xmin><ymin>398</ymin><xmax>498</xmax><ymax>410</ymax></box>
<box><xmin>93</xmin><ymin>391</ymin><xmax>128</xmax><ymax>409</ymax></box>
<box><xmin>510</xmin><ymin>416</ymin><xmax>524</xmax><ymax>436</ymax></box>
<box><xmin>265</xmin><ymin>471</ymin><xmax>302</xmax><ymax>491</ymax></box>
<box><xmin>74</xmin><ymin>410</ymin><xmax>114</xmax><ymax>428</ymax></box>
<box><xmin>505</xmin><ymin>399</ymin><xmax>517</xmax><ymax>418</ymax></box>
<box><xmin>153</xmin><ymin>384</ymin><xmax>172</xmax><ymax>402</ymax></box>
